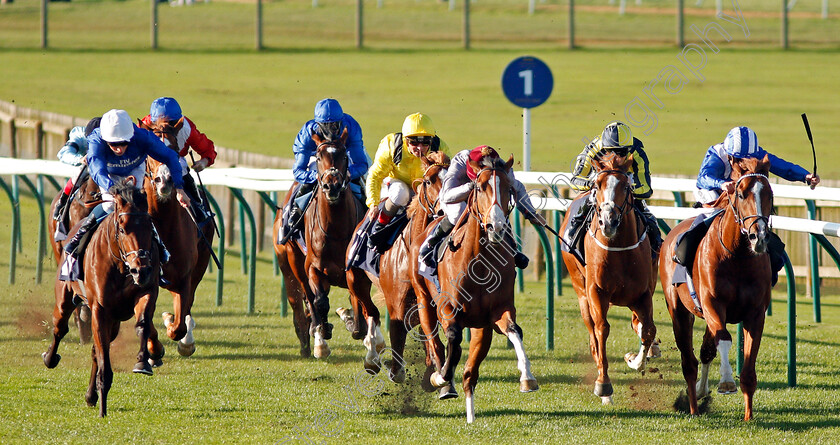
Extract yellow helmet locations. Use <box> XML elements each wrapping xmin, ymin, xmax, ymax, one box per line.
<box><xmin>600</xmin><ymin>121</ymin><xmax>633</xmax><ymax>149</ymax></box>
<box><xmin>402</xmin><ymin>113</ymin><xmax>435</xmax><ymax>138</ymax></box>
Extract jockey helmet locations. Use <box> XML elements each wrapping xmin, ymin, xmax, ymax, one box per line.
<box><xmin>600</xmin><ymin>121</ymin><xmax>633</xmax><ymax>150</ymax></box>
<box><xmin>150</xmin><ymin>97</ymin><xmax>182</xmax><ymax>122</ymax></box>
<box><xmin>100</xmin><ymin>109</ymin><xmax>134</xmax><ymax>143</ymax></box>
<box><xmin>84</xmin><ymin>116</ymin><xmax>102</xmax><ymax>138</ymax></box>
<box><xmin>402</xmin><ymin>113</ymin><xmax>435</xmax><ymax>139</ymax></box>
<box><xmin>723</xmin><ymin>126</ymin><xmax>760</xmax><ymax>159</ymax></box>
<box><xmin>314</xmin><ymin>98</ymin><xmax>344</xmax><ymax>123</ymax></box>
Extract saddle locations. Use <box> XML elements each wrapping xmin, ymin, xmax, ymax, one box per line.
<box><xmin>345</xmin><ymin>205</ymin><xmax>410</xmax><ymax>277</ymax></box>
<box><xmin>672</xmin><ymin>209</ymin><xmax>725</xmax><ymax>271</ymax></box>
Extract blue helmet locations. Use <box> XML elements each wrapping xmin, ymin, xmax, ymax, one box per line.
<box><xmin>314</xmin><ymin>98</ymin><xmax>344</xmax><ymax>123</ymax></box>
<box><xmin>150</xmin><ymin>97</ymin><xmax>182</xmax><ymax>122</ymax></box>
<box><xmin>723</xmin><ymin>126</ymin><xmax>760</xmax><ymax>159</ymax></box>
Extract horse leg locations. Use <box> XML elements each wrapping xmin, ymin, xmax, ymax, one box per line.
<box><xmin>344</xmin><ymin>267</ymin><xmax>371</xmax><ymax>340</ymax></box>
<box><xmin>363</xmin><ymin>311</ymin><xmax>386</xmax><ymax>374</ymax></box>
<box><xmin>146</xmin><ymin>315</ymin><xmax>165</xmax><ymax>368</ymax></box>
<box><xmin>462</xmin><ymin>327</ymin><xmax>493</xmax><ymax>424</ymax></box>
<box><xmin>43</xmin><ymin>281</ymin><xmax>76</xmax><ymax>368</ymax></box>
<box><xmin>668</xmin><ymin>297</ymin><xmax>701</xmax><ymax>415</ymax></box>
<box><xmin>279</xmin><ymin>255</ymin><xmax>311</xmax><ymax>357</ymax></box>
<box><xmin>74</xmin><ymin>303</ymin><xmax>92</xmax><ymax>345</ymax></box>
<box><xmin>495</xmin><ymin>314</ymin><xmax>539</xmax><ymax>392</ymax></box>
<box><xmin>704</xmin><ymin>311</ymin><xmax>736</xmax><ymax>395</ymax></box>
<box><xmin>132</xmin><ymin>292</ymin><xmax>156</xmax><ymax>375</ymax></box>
<box><xmin>415</xmin><ymin>293</ymin><xmax>449</xmax><ymax>396</ymax></box>
<box><xmin>431</xmin><ymin>323</ymin><xmax>462</xmax><ymax>391</ymax></box>
<box><xmin>624</xmin><ymin>298</ymin><xmax>657</xmax><ymax>371</ymax></box>
<box><xmin>88</xmin><ymin>307</ymin><xmax>115</xmax><ymax>417</ymax></box>
<box><xmin>161</xmin><ymin>284</ymin><xmax>196</xmax><ymax>357</ymax></box>
<box><xmin>582</xmin><ymin>293</ymin><xmax>612</xmax><ymax>404</ymax></box>
<box><xmin>696</xmin><ymin>327</ymin><xmax>715</xmax><ymax>398</ymax></box>
<box><xmin>85</xmin><ymin>344</ymin><xmax>99</xmax><ymax>408</ymax></box>
<box><xmin>386</xmin><ymin>312</ymin><xmax>407</xmax><ymax>383</ymax></box>
<box><xmin>307</xmin><ymin>271</ymin><xmax>332</xmax><ymax>359</ymax></box>
<box><xmin>740</xmin><ymin>311</ymin><xmax>767</xmax><ymax>421</ymax></box>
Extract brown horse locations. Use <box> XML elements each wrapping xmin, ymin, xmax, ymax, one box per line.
<box><xmin>560</xmin><ymin>154</ymin><xmax>658</xmax><ymax>404</ymax></box>
<box><xmin>273</xmin><ymin>128</ymin><xmax>369</xmax><ymax>358</ymax></box>
<box><xmin>345</xmin><ymin>151</ymin><xmax>450</xmax><ymax>381</ymax></box>
<box><xmin>660</xmin><ymin>155</ymin><xmax>773</xmax><ymax>421</ymax></box>
<box><xmin>412</xmin><ymin>154</ymin><xmax>538</xmax><ymax>423</ymax></box>
<box><xmin>48</xmin><ymin>173</ymin><xmax>100</xmax><ymax>343</ymax></box>
<box><xmin>144</xmin><ymin>155</ymin><xmax>215</xmax><ymax>356</ymax></box>
<box><xmin>43</xmin><ymin>181</ymin><xmax>163</xmax><ymax>417</ymax></box>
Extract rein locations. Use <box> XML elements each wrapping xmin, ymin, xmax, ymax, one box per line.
<box><xmin>315</xmin><ymin>141</ymin><xmax>349</xmax><ymax>197</ymax></box>
<box><xmin>587</xmin><ymin>168</ymin><xmax>644</xmax><ymax>251</ymax></box>
<box><xmin>467</xmin><ymin>167</ymin><xmax>513</xmax><ymax>232</ymax></box>
<box><xmin>110</xmin><ymin>210</ymin><xmax>153</xmax><ymax>271</ymax></box>
<box><xmin>717</xmin><ymin>172</ymin><xmax>771</xmax><ymax>255</ymax></box>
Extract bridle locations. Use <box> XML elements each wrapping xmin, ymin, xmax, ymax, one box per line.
<box><xmin>587</xmin><ymin>168</ymin><xmax>646</xmax><ymax>251</ymax></box>
<box><xmin>315</xmin><ymin>141</ymin><xmax>349</xmax><ymax>198</ymax></box>
<box><xmin>467</xmin><ymin>167</ymin><xmax>514</xmax><ymax>233</ymax></box>
<box><xmin>717</xmin><ymin>172</ymin><xmax>772</xmax><ymax>254</ymax></box>
<box><xmin>110</xmin><ymin>210</ymin><xmax>154</xmax><ymax>271</ymax></box>
<box><xmin>413</xmin><ymin>162</ymin><xmax>449</xmax><ymax>218</ymax></box>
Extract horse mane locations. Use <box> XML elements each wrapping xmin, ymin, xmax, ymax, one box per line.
<box><xmin>407</xmin><ymin>151</ymin><xmax>451</xmax><ymax>216</ymax></box>
<box><xmin>712</xmin><ymin>155</ymin><xmax>772</xmax><ymax>209</ymax></box>
<box><xmin>108</xmin><ymin>180</ymin><xmax>147</xmax><ymax>212</ymax></box>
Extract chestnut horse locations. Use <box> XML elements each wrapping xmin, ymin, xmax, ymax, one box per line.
<box><xmin>345</xmin><ymin>152</ymin><xmax>450</xmax><ymax>382</ymax></box>
<box><xmin>273</xmin><ymin>128</ymin><xmax>369</xmax><ymax>359</ymax></box>
<box><xmin>660</xmin><ymin>155</ymin><xmax>773</xmax><ymax>421</ymax></box>
<box><xmin>48</xmin><ymin>173</ymin><xmax>100</xmax><ymax>343</ymax></box>
<box><xmin>144</xmin><ymin>156</ymin><xmax>215</xmax><ymax>356</ymax></box>
<box><xmin>43</xmin><ymin>181</ymin><xmax>163</xmax><ymax>417</ymax></box>
<box><xmin>412</xmin><ymin>154</ymin><xmax>538</xmax><ymax>423</ymax></box>
<box><xmin>560</xmin><ymin>154</ymin><xmax>658</xmax><ymax>404</ymax></box>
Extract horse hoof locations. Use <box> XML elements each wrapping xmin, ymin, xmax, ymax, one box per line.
<box><xmin>600</xmin><ymin>395</ymin><xmax>614</xmax><ymax>405</ymax></box>
<box><xmin>594</xmin><ymin>382</ymin><xmax>614</xmax><ymax>398</ymax></box>
<box><xmin>162</xmin><ymin>312</ymin><xmax>174</xmax><ymax>328</ymax></box>
<box><xmin>42</xmin><ymin>351</ymin><xmax>61</xmax><ymax>369</ymax></box>
<box><xmin>421</xmin><ymin>366</ymin><xmax>437</xmax><ymax>393</ymax></box>
<box><xmin>148</xmin><ymin>357</ymin><xmax>164</xmax><ymax>368</ymax></box>
<box><xmin>85</xmin><ymin>391</ymin><xmax>98</xmax><ymax>407</ymax></box>
<box><xmin>364</xmin><ymin>358</ymin><xmax>382</xmax><ymax>374</ymax></box>
<box><xmin>177</xmin><ymin>342</ymin><xmax>196</xmax><ymax>357</ymax></box>
<box><xmin>520</xmin><ymin>379</ymin><xmax>539</xmax><ymax>393</ymax></box>
<box><xmin>300</xmin><ymin>346</ymin><xmax>311</xmax><ymax>358</ymax></box>
<box><xmin>647</xmin><ymin>342</ymin><xmax>662</xmax><ymax>359</ymax></box>
<box><xmin>430</xmin><ymin>371</ymin><xmax>447</xmax><ymax>388</ymax></box>
<box><xmin>389</xmin><ymin>367</ymin><xmax>406</xmax><ymax>384</ymax></box>
<box><xmin>133</xmin><ymin>361</ymin><xmax>154</xmax><ymax>375</ymax></box>
<box><xmin>438</xmin><ymin>384</ymin><xmax>458</xmax><ymax>400</ymax></box>
<box><xmin>314</xmin><ymin>344</ymin><xmax>331</xmax><ymax>359</ymax></box>
<box><xmin>624</xmin><ymin>352</ymin><xmax>645</xmax><ymax>371</ymax></box>
<box><xmin>718</xmin><ymin>381</ymin><xmax>737</xmax><ymax>395</ymax></box>
<box><xmin>336</xmin><ymin>307</ymin><xmax>356</xmax><ymax>333</ymax></box>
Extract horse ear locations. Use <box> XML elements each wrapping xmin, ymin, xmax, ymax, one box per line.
<box><xmin>468</xmin><ymin>159</ymin><xmax>481</xmax><ymax>174</ymax></box>
<box><xmin>420</xmin><ymin>155</ymin><xmax>431</xmax><ymax>168</ymax></box>
<box><xmin>757</xmin><ymin>153</ymin><xmax>771</xmax><ymax>174</ymax></box>
<box><xmin>340</xmin><ymin>127</ymin><xmax>349</xmax><ymax>145</ymax></box>
<box><xmin>138</xmin><ymin>119</ymin><xmax>150</xmax><ymax>130</ymax></box>
<box><xmin>730</xmin><ymin>157</ymin><xmax>745</xmax><ymax>179</ymax></box>
<box><xmin>591</xmin><ymin>156</ymin><xmax>604</xmax><ymax>171</ymax></box>
<box><xmin>311</xmin><ymin>130</ymin><xmax>324</xmax><ymax>145</ymax></box>
<box><xmin>505</xmin><ymin>154</ymin><xmax>514</xmax><ymax>171</ymax></box>
<box><xmin>174</xmin><ymin>116</ymin><xmax>185</xmax><ymax>130</ymax></box>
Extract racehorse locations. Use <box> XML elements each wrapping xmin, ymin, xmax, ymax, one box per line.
<box><xmin>345</xmin><ymin>151</ymin><xmax>450</xmax><ymax>382</ymax></box>
<box><xmin>660</xmin><ymin>155</ymin><xmax>773</xmax><ymax>421</ymax></box>
<box><xmin>42</xmin><ymin>181</ymin><xmax>163</xmax><ymax>417</ymax></box>
<box><xmin>560</xmin><ymin>153</ymin><xmax>658</xmax><ymax>404</ymax></box>
<box><xmin>273</xmin><ymin>127</ymin><xmax>368</xmax><ymax>359</ymax></box>
<box><xmin>48</xmin><ymin>173</ymin><xmax>100</xmax><ymax>344</ymax></box>
<box><xmin>144</xmin><ymin>155</ymin><xmax>215</xmax><ymax>356</ymax></box>
<box><xmin>412</xmin><ymin>154</ymin><xmax>538</xmax><ymax>423</ymax></box>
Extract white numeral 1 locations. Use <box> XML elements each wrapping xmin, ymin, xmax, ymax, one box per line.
<box><xmin>518</xmin><ymin>70</ymin><xmax>533</xmax><ymax>96</ymax></box>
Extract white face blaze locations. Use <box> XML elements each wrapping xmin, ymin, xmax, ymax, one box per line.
<box><xmin>486</xmin><ymin>174</ymin><xmax>508</xmax><ymax>244</ymax></box>
<box><xmin>598</xmin><ymin>175</ymin><xmax>621</xmax><ymax>238</ymax></box>
<box><xmin>744</xmin><ymin>177</ymin><xmax>769</xmax><ymax>253</ymax></box>
<box><xmin>153</xmin><ymin>164</ymin><xmax>174</xmax><ymax>198</ymax></box>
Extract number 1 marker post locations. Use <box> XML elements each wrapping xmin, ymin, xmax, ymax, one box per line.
<box><xmin>501</xmin><ymin>56</ymin><xmax>553</xmax><ymax>172</ymax></box>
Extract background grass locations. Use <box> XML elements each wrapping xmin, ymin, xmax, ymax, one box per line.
<box><xmin>2</xmin><ymin>181</ymin><xmax>840</xmax><ymax>443</ymax></box>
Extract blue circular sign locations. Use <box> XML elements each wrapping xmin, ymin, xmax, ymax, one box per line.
<box><xmin>501</xmin><ymin>56</ymin><xmax>553</xmax><ymax>109</ymax></box>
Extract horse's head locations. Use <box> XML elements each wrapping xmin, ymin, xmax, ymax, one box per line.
<box><xmin>468</xmin><ymin>153</ymin><xmax>514</xmax><ymax>245</ymax></box>
<box><xmin>139</xmin><ymin>117</ymin><xmax>185</xmax><ymax>151</ymax></box>
<box><xmin>412</xmin><ymin>151</ymin><xmax>451</xmax><ymax>215</ymax></box>
<box><xmin>729</xmin><ymin>154</ymin><xmax>773</xmax><ymax>254</ymax></box>
<box><xmin>590</xmin><ymin>153</ymin><xmax>634</xmax><ymax>239</ymax></box>
<box><xmin>110</xmin><ymin>181</ymin><xmax>155</xmax><ymax>287</ymax></box>
<box><xmin>312</xmin><ymin>126</ymin><xmax>349</xmax><ymax>204</ymax></box>
<box><xmin>145</xmin><ymin>157</ymin><xmax>175</xmax><ymax>200</ymax></box>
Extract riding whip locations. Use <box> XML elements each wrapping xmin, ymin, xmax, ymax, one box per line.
<box><xmin>801</xmin><ymin>113</ymin><xmax>818</xmax><ymax>180</ymax></box>
<box><xmin>189</xmin><ymin>151</ymin><xmax>220</xmax><ymax>237</ymax></box>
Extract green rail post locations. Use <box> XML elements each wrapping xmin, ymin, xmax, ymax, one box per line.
<box><xmin>553</xmin><ymin>210</ymin><xmax>563</xmax><ymax>296</ymax></box>
<box><xmin>239</xmin><ymin>198</ymin><xmax>248</xmax><ymax>274</ymax></box>
<box><xmin>532</xmin><ymin>223</ymin><xmax>555</xmax><ymax>350</ymax></box>
<box><xmin>13</xmin><ymin>176</ymin><xmax>21</xmax><ymax>254</ymax></box>
<box><xmin>272</xmin><ymin>191</ymin><xmax>287</xmax><ymax>316</ymax></box>
<box><xmin>256</xmin><ymin>191</ymin><xmax>280</xmax><ymax>277</ymax></box>
<box><xmin>783</xmin><ymin>250</ymin><xmax>796</xmax><ymax>387</ymax></box>
<box><xmin>204</xmin><ymin>192</ymin><xmax>226</xmax><ymax>307</ymax></box>
<box><xmin>18</xmin><ymin>176</ymin><xmax>46</xmax><ymax>284</ymax></box>
<box><xmin>0</xmin><ymin>177</ymin><xmax>19</xmax><ymax>284</ymax></box>
<box><xmin>812</xmin><ymin>234</ymin><xmax>840</xmax><ymax>272</ymax></box>
<box><xmin>229</xmin><ymin>188</ymin><xmax>256</xmax><ymax>314</ymax></box>
<box><xmin>513</xmin><ymin>209</ymin><xmax>524</xmax><ymax>293</ymax></box>
<box><xmin>805</xmin><ymin>200</ymin><xmax>821</xmax><ymax>322</ymax></box>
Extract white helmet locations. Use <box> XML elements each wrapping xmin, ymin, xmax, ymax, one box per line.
<box><xmin>100</xmin><ymin>109</ymin><xmax>134</xmax><ymax>143</ymax></box>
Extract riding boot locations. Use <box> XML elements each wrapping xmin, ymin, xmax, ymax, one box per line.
<box><xmin>64</xmin><ymin>212</ymin><xmax>99</xmax><ymax>259</ymax></box>
<box><xmin>182</xmin><ymin>174</ymin><xmax>206</xmax><ymax>222</ymax></box>
<box><xmin>368</xmin><ymin>203</ymin><xmax>397</xmax><ymax>249</ymax></box>
<box><xmin>420</xmin><ymin>218</ymin><xmax>454</xmax><ymax>268</ymax></box>
<box><xmin>566</xmin><ymin>199</ymin><xmax>593</xmax><ymax>244</ymax></box>
<box><xmin>768</xmin><ymin>232</ymin><xmax>786</xmax><ymax>287</ymax></box>
<box><xmin>53</xmin><ymin>192</ymin><xmax>69</xmax><ymax>221</ymax></box>
<box><xmin>280</xmin><ymin>182</ymin><xmax>315</xmax><ymax>244</ymax></box>
<box><xmin>635</xmin><ymin>200</ymin><xmax>662</xmax><ymax>257</ymax></box>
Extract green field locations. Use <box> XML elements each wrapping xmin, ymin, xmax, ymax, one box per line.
<box><xmin>2</xmin><ymin>180</ymin><xmax>840</xmax><ymax>443</ymax></box>
<box><xmin>1</xmin><ymin>0</ymin><xmax>840</xmax><ymax>178</ymax></box>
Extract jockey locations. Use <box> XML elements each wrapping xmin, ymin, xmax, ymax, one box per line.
<box><xmin>695</xmin><ymin>126</ymin><xmax>820</xmax><ymax>205</ymax></box>
<box><xmin>366</xmin><ymin>112</ymin><xmax>450</xmax><ymax>235</ymax></box>
<box><xmin>694</xmin><ymin>126</ymin><xmax>820</xmax><ymax>286</ymax></box>
<box><xmin>140</xmin><ymin>97</ymin><xmax>216</xmax><ymax>221</ymax></box>
<box><xmin>63</xmin><ymin>109</ymin><xmax>189</xmax><ymax>263</ymax></box>
<box><xmin>419</xmin><ymin>145</ymin><xmax>539</xmax><ymax>269</ymax></box>
<box><xmin>52</xmin><ymin>117</ymin><xmax>101</xmax><ymax>224</ymax></box>
<box><xmin>566</xmin><ymin>121</ymin><xmax>662</xmax><ymax>256</ymax></box>
<box><xmin>282</xmin><ymin>98</ymin><xmax>369</xmax><ymax>237</ymax></box>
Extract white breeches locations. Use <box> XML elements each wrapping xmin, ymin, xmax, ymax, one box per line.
<box><xmin>99</xmin><ymin>163</ymin><xmax>146</xmax><ymax>213</ymax></box>
<box><xmin>379</xmin><ymin>177</ymin><xmax>412</xmax><ymax>207</ymax></box>
<box><xmin>442</xmin><ymin>201</ymin><xmax>466</xmax><ymax>226</ymax></box>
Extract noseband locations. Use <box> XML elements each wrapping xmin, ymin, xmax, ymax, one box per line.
<box><xmin>468</xmin><ymin>167</ymin><xmax>513</xmax><ymax>232</ymax></box>
<box><xmin>591</xmin><ymin>169</ymin><xmax>633</xmax><ymax>227</ymax></box>
<box><xmin>111</xmin><ymin>211</ymin><xmax>153</xmax><ymax>271</ymax></box>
